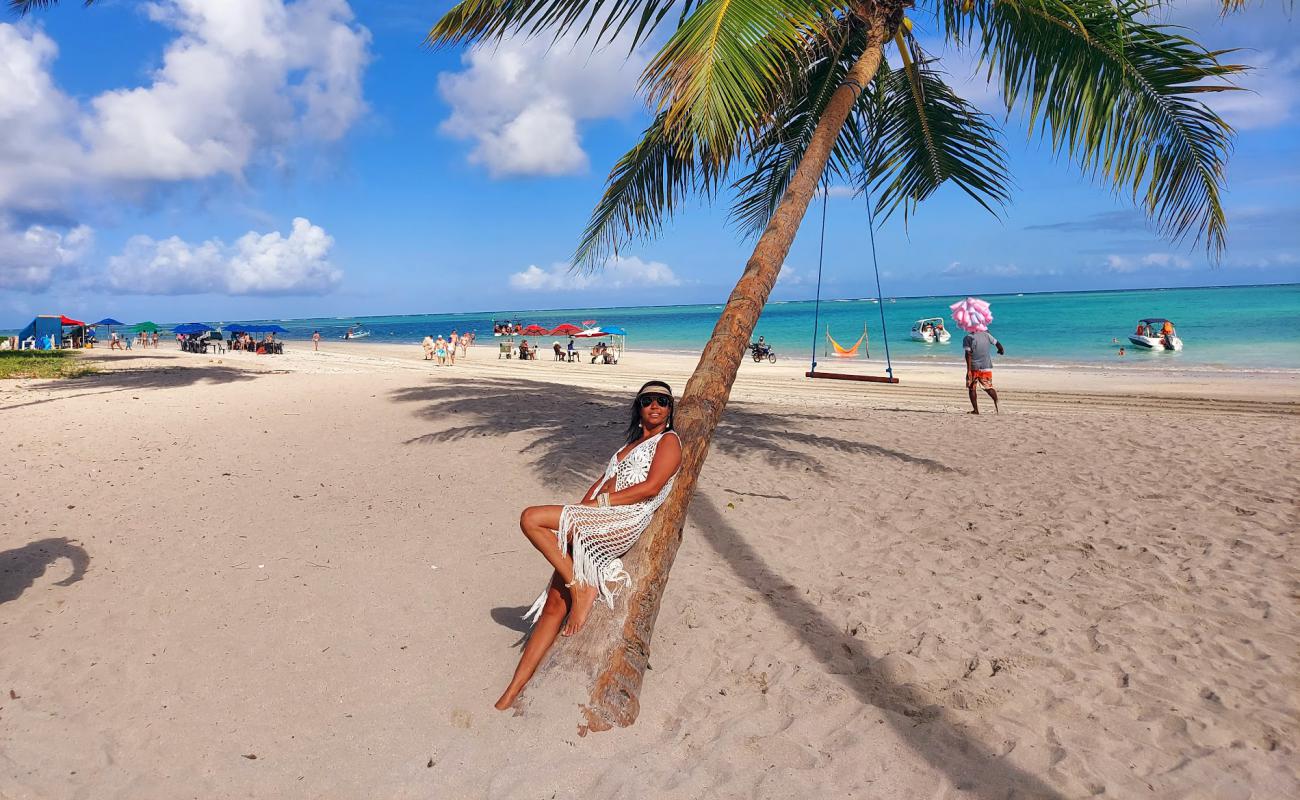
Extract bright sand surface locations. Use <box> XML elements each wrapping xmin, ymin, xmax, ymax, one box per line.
<box><xmin>2</xmin><ymin>342</ymin><xmax>1297</xmax><ymax>799</ymax></box>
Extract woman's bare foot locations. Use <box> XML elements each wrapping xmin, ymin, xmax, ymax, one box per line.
<box><xmin>494</xmin><ymin>688</ymin><xmax>519</xmax><ymax>711</ymax></box>
<box><xmin>561</xmin><ymin>584</ymin><xmax>599</xmax><ymax>636</ymax></box>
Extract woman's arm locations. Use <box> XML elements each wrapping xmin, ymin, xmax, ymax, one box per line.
<box><xmin>592</xmin><ymin>434</ymin><xmax>683</xmax><ymax>507</ymax></box>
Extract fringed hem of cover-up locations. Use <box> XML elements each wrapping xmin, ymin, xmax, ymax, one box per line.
<box><xmin>520</xmin><ymin>557</ymin><xmax>631</xmax><ymax>627</ymax></box>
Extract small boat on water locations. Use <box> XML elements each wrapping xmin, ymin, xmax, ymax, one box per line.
<box><xmin>910</xmin><ymin>317</ymin><xmax>952</xmax><ymax>343</ymax></box>
<box><xmin>1128</xmin><ymin>318</ymin><xmax>1183</xmax><ymax>351</ymax></box>
<box><xmin>342</xmin><ymin>324</ymin><xmax>370</xmax><ymax>340</ymax></box>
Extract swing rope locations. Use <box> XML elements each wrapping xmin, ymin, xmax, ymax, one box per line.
<box><xmin>864</xmin><ymin>188</ymin><xmax>894</xmax><ymax>380</ymax></box>
<box><xmin>808</xmin><ymin>187</ymin><xmax>829</xmax><ymax>374</ymax></box>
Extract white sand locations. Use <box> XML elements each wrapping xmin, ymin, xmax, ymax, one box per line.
<box><xmin>1</xmin><ymin>342</ymin><xmax>1296</xmax><ymax>798</ymax></box>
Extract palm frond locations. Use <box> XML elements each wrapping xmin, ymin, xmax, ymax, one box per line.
<box><xmin>861</xmin><ymin>46</ymin><xmax>1010</xmax><ymax>223</ymax></box>
<box><xmin>426</xmin><ymin>0</ymin><xmax>696</xmax><ymax>51</ymax></box>
<box><xmin>939</xmin><ymin>0</ymin><xmax>1244</xmax><ymax>255</ymax></box>
<box><xmin>573</xmin><ymin>113</ymin><xmax>726</xmax><ymax>268</ymax></box>
<box><xmin>9</xmin><ymin>0</ymin><xmax>94</xmax><ymax>15</ymax></box>
<box><xmin>641</xmin><ymin>0</ymin><xmax>837</xmax><ymax>163</ymax></box>
<box><xmin>729</xmin><ymin>16</ymin><xmax>874</xmax><ymax>237</ymax></box>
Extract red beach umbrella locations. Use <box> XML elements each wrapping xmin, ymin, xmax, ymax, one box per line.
<box><xmin>549</xmin><ymin>323</ymin><xmax>583</xmax><ymax>336</ymax></box>
<box><xmin>521</xmin><ymin>324</ymin><xmax>549</xmax><ymax>336</ymax></box>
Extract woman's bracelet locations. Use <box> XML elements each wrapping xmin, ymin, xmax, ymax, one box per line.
<box><xmin>597</xmin><ymin>492</ymin><xmax>611</xmax><ymax>508</ymax></box>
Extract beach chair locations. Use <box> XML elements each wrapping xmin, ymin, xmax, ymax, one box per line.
<box><xmin>499</xmin><ymin>342</ymin><xmax>512</xmax><ymax>359</ymax></box>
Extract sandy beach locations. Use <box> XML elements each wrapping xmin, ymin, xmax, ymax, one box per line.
<box><xmin>2</xmin><ymin>342</ymin><xmax>1296</xmax><ymax>799</ymax></box>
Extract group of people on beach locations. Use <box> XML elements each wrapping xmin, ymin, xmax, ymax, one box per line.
<box><xmin>422</xmin><ymin>330</ymin><xmax>473</xmax><ymax>365</ymax></box>
<box><xmin>493</xmin><ymin>322</ymin><xmax>523</xmax><ymax>335</ymax></box>
<box><xmin>108</xmin><ymin>331</ymin><xmax>159</xmax><ymax>350</ymax></box>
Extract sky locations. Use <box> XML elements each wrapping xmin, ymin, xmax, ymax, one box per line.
<box><xmin>0</xmin><ymin>0</ymin><xmax>1297</xmax><ymax>328</ymax></box>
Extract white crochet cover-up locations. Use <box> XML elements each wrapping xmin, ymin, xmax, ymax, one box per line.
<box><xmin>524</xmin><ymin>430</ymin><xmax>680</xmax><ymax>625</ymax></box>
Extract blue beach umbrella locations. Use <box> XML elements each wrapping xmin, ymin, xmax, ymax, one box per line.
<box><xmin>173</xmin><ymin>323</ymin><xmax>213</xmax><ymax>335</ymax></box>
<box><xmin>94</xmin><ymin>318</ymin><xmax>124</xmax><ymax>326</ymax></box>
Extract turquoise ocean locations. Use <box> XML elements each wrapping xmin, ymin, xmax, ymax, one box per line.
<box><xmin>12</xmin><ymin>284</ymin><xmax>1300</xmax><ymax>371</ymax></box>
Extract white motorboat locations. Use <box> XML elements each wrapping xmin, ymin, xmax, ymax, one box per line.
<box><xmin>910</xmin><ymin>317</ymin><xmax>952</xmax><ymax>343</ymax></box>
<box><xmin>1128</xmin><ymin>318</ymin><xmax>1183</xmax><ymax>351</ymax></box>
<box><xmin>341</xmin><ymin>324</ymin><xmax>371</xmax><ymax>340</ymax></box>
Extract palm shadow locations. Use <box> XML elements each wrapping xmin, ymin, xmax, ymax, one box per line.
<box><xmin>691</xmin><ymin>497</ymin><xmax>1065</xmax><ymax>799</ymax></box>
<box><xmin>391</xmin><ymin>378</ymin><xmax>1057</xmax><ymax>796</ymax></box>
<box><xmin>0</xmin><ymin>537</ymin><xmax>90</xmax><ymax>605</ymax></box>
<box><xmin>1</xmin><ymin>365</ymin><xmax>268</xmax><ymax>412</ymax></box>
<box><xmin>390</xmin><ymin>378</ymin><xmax>954</xmax><ymax>492</ymax></box>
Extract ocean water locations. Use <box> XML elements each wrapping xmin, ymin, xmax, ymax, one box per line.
<box><xmin>242</xmin><ymin>284</ymin><xmax>1300</xmax><ymax>371</ymax></box>
<box><xmin>13</xmin><ymin>285</ymin><xmax>1299</xmax><ymax>371</ymax></box>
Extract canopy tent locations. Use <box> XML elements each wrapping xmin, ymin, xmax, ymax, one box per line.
<box><xmin>227</xmin><ymin>324</ymin><xmax>288</xmax><ymax>334</ymax></box>
<box><xmin>17</xmin><ymin>316</ymin><xmax>63</xmax><ymax>349</ymax></box>
<box><xmin>132</xmin><ymin>321</ymin><xmax>160</xmax><ymax>333</ymax></box>
<box><xmin>173</xmin><ymin>323</ymin><xmax>213</xmax><ymax>335</ymax></box>
<box><xmin>602</xmin><ymin>325</ymin><xmax>627</xmax><ymax>336</ymax></box>
<box><xmin>60</xmin><ymin>315</ymin><xmax>86</xmax><ymax>327</ymax></box>
<box><xmin>573</xmin><ymin>327</ymin><xmax>606</xmax><ymax>338</ymax></box>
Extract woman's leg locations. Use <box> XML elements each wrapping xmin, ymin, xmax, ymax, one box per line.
<box><xmin>519</xmin><ymin>505</ymin><xmax>599</xmax><ymax>637</ymax></box>
<box><xmin>495</xmin><ymin>572</ymin><xmax>569</xmax><ymax>710</ymax></box>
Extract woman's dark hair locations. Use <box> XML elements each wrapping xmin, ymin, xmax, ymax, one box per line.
<box><xmin>625</xmin><ymin>380</ymin><xmax>674</xmax><ymax>444</ymax></box>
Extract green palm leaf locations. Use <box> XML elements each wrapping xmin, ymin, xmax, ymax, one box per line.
<box><xmin>641</xmin><ymin>0</ymin><xmax>837</xmax><ymax>163</ymax></box>
<box><xmin>862</xmin><ymin>48</ymin><xmax>1011</xmax><ymax>222</ymax></box>
<box><xmin>426</xmin><ymin>0</ymin><xmax>697</xmax><ymax>50</ymax></box>
<box><xmin>940</xmin><ymin>0</ymin><xmax>1244</xmax><ymax>255</ymax></box>
<box><xmin>730</xmin><ymin>16</ymin><xmax>874</xmax><ymax>237</ymax></box>
<box><xmin>573</xmin><ymin>113</ymin><xmax>725</xmax><ymax>267</ymax></box>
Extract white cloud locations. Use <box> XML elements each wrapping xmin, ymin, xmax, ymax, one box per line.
<box><xmin>776</xmin><ymin>263</ymin><xmax>810</xmax><ymax>286</ymax></box>
<box><xmin>108</xmin><ymin>217</ymin><xmax>340</xmax><ymax>295</ymax></box>
<box><xmin>1208</xmin><ymin>48</ymin><xmax>1300</xmax><ymax>130</ymax></box>
<box><xmin>825</xmin><ymin>185</ymin><xmax>857</xmax><ymax>199</ymax></box>
<box><xmin>509</xmin><ymin>255</ymin><xmax>681</xmax><ymax>291</ymax></box>
<box><xmin>941</xmin><ymin>261</ymin><xmax>1061</xmax><ymax>278</ymax></box>
<box><xmin>0</xmin><ymin>218</ymin><xmax>93</xmax><ymax>291</ymax></box>
<box><xmin>0</xmin><ymin>1</ymin><xmax>370</xmax><ymax>215</ymax></box>
<box><xmin>438</xmin><ymin>35</ymin><xmax>649</xmax><ymax>178</ymax></box>
<box><xmin>1102</xmin><ymin>253</ymin><xmax>1194</xmax><ymax>273</ymax></box>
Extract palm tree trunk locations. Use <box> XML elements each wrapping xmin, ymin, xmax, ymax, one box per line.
<box><xmin>524</xmin><ymin>6</ymin><xmax>898</xmax><ymax>732</ymax></box>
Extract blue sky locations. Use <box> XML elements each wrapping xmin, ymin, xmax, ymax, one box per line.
<box><xmin>1</xmin><ymin>0</ymin><xmax>1296</xmax><ymax>328</ymax></box>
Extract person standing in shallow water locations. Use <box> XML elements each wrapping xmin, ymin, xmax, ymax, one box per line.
<box><xmin>963</xmin><ymin>328</ymin><xmax>1005</xmax><ymax>414</ymax></box>
<box><xmin>495</xmin><ymin>380</ymin><xmax>683</xmax><ymax>711</ymax></box>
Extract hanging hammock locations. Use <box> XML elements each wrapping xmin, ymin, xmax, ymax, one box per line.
<box><xmin>826</xmin><ymin>324</ymin><xmax>869</xmax><ymax>357</ymax></box>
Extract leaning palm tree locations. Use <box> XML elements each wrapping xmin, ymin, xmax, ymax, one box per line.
<box><xmin>428</xmin><ymin>0</ymin><xmax>1243</xmax><ymax>730</ymax></box>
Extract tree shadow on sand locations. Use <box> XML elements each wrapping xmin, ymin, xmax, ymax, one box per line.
<box><xmin>392</xmin><ymin>377</ymin><xmax>1063</xmax><ymax>798</ymax></box>
<box><xmin>0</xmin><ymin>366</ymin><xmax>269</xmax><ymax>412</ymax></box>
<box><xmin>0</xmin><ymin>538</ymin><xmax>90</xmax><ymax>605</ymax></box>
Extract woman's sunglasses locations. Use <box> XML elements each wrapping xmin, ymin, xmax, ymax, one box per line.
<box><xmin>638</xmin><ymin>394</ymin><xmax>672</xmax><ymax>408</ymax></box>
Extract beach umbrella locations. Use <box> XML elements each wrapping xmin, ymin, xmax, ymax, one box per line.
<box><xmin>93</xmin><ymin>318</ymin><xmax>124</xmax><ymax>326</ymax></box>
<box><xmin>521</xmin><ymin>324</ymin><xmax>549</xmax><ymax>336</ymax></box>
<box><xmin>949</xmin><ymin>297</ymin><xmax>993</xmax><ymax>333</ymax></box>
<box><xmin>132</xmin><ymin>321</ymin><xmax>160</xmax><ymax>333</ymax></box>
<box><xmin>173</xmin><ymin>323</ymin><xmax>213</xmax><ymax>335</ymax></box>
<box><xmin>264</xmin><ymin>324</ymin><xmax>289</xmax><ymax>334</ymax></box>
<box><xmin>549</xmin><ymin>323</ymin><xmax>583</xmax><ymax>336</ymax></box>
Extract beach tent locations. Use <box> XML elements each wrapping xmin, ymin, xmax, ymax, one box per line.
<box><xmin>17</xmin><ymin>315</ymin><xmax>63</xmax><ymax>350</ymax></box>
<box><xmin>173</xmin><ymin>323</ymin><xmax>213</xmax><ymax>335</ymax></box>
<box><xmin>602</xmin><ymin>326</ymin><xmax>627</xmax><ymax>357</ymax></box>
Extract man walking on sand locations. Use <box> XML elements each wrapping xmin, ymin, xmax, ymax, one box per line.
<box><xmin>963</xmin><ymin>328</ymin><xmax>1004</xmax><ymax>414</ymax></box>
<box><xmin>312</xmin><ymin>330</ymin><xmax>321</xmax><ymax>352</ymax></box>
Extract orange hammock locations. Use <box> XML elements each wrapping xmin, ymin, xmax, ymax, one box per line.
<box><xmin>826</xmin><ymin>325</ymin><xmax>869</xmax><ymax>358</ymax></box>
